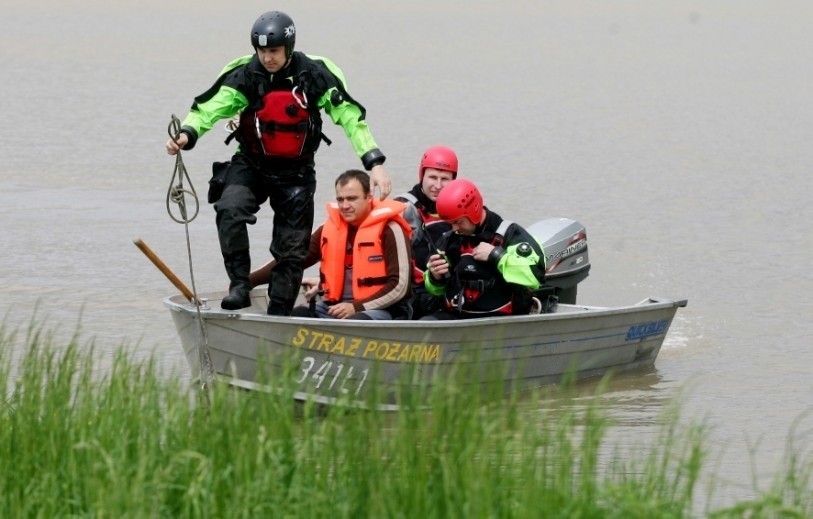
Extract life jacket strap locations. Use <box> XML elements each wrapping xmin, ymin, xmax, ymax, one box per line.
<box><xmin>357</xmin><ymin>276</ymin><xmax>388</xmax><ymax>287</ymax></box>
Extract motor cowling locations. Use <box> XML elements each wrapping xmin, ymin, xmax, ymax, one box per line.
<box><xmin>526</xmin><ymin>218</ymin><xmax>590</xmax><ymax>305</ymax></box>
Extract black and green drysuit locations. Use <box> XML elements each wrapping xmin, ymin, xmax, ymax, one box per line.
<box><xmin>177</xmin><ymin>51</ymin><xmax>386</xmax><ymax>315</ymax></box>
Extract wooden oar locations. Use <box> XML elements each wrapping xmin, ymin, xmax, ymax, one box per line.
<box><xmin>133</xmin><ymin>237</ymin><xmax>201</xmax><ymax>305</ymax></box>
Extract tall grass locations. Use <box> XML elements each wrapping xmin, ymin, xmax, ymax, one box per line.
<box><xmin>1</xmin><ymin>323</ymin><xmax>811</xmax><ymax>517</ymax></box>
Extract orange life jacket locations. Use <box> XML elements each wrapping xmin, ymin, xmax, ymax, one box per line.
<box><xmin>320</xmin><ymin>199</ymin><xmax>411</xmax><ymax>302</ymax></box>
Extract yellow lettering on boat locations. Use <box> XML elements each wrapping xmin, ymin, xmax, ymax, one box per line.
<box><xmin>306</xmin><ymin>331</ymin><xmax>324</xmax><ymax>349</ymax></box>
<box><xmin>398</xmin><ymin>345</ymin><xmax>411</xmax><ymax>361</ymax></box>
<box><xmin>346</xmin><ymin>338</ymin><xmax>362</xmax><ymax>357</ymax></box>
<box><xmin>292</xmin><ymin>327</ymin><xmax>307</xmax><ymax>347</ymax></box>
<box><xmin>330</xmin><ymin>336</ymin><xmax>346</xmax><ymax>354</ymax></box>
<box><xmin>317</xmin><ymin>333</ymin><xmax>334</xmax><ymax>352</ymax></box>
<box><xmin>373</xmin><ymin>342</ymin><xmax>382</xmax><ymax>360</ymax></box>
<box><xmin>289</xmin><ymin>328</ymin><xmax>440</xmax><ymax>363</ymax></box>
<box><xmin>386</xmin><ymin>343</ymin><xmax>401</xmax><ymax>361</ymax></box>
<box><xmin>362</xmin><ymin>340</ymin><xmax>378</xmax><ymax>358</ymax></box>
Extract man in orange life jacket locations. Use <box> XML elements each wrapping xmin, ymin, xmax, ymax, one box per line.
<box><xmin>165</xmin><ymin>11</ymin><xmax>392</xmax><ymax>315</ymax></box>
<box><xmin>394</xmin><ymin>145</ymin><xmax>458</xmax><ymax>319</ymax></box>
<box><xmin>252</xmin><ymin>170</ymin><xmax>413</xmax><ymax>320</ymax></box>
<box><xmin>422</xmin><ymin>179</ymin><xmax>546</xmax><ymax>319</ymax></box>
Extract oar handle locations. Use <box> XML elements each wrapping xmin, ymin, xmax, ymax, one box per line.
<box><xmin>133</xmin><ymin>237</ymin><xmax>200</xmax><ymax>305</ymax></box>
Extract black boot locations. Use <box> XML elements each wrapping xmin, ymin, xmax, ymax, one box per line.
<box><xmin>221</xmin><ymin>251</ymin><xmax>251</xmax><ymax>310</ymax></box>
<box><xmin>267</xmin><ymin>265</ymin><xmax>302</xmax><ymax>316</ymax></box>
<box><xmin>267</xmin><ymin>278</ymin><xmax>297</xmax><ymax>316</ymax></box>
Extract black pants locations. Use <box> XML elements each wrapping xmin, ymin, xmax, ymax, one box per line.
<box><xmin>409</xmin><ymin>288</ymin><xmax>442</xmax><ymax>320</ymax></box>
<box><xmin>213</xmin><ymin>154</ymin><xmax>316</xmax><ymax>315</ymax></box>
<box><xmin>419</xmin><ymin>308</ymin><xmax>508</xmax><ymax>320</ymax></box>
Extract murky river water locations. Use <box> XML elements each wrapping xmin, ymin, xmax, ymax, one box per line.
<box><xmin>2</xmin><ymin>0</ymin><xmax>811</xmax><ymax>509</ymax></box>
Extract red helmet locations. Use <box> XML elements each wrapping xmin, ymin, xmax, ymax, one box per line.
<box><xmin>436</xmin><ymin>178</ymin><xmax>484</xmax><ymax>225</ymax></box>
<box><xmin>418</xmin><ymin>145</ymin><xmax>458</xmax><ymax>182</ymax></box>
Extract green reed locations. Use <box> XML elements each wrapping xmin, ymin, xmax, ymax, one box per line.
<box><xmin>1</xmin><ymin>323</ymin><xmax>811</xmax><ymax>518</ymax></box>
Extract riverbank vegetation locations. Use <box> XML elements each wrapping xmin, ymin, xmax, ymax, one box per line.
<box><xmin>1</xmin><ymin>323</ymin><xmax>811</xmax><ymax>517</ymax></box>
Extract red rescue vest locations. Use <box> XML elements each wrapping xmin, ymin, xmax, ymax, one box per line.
<box><xmin>252</xmin><ymin>88</ymin><xmax>311</xmax><ymax>158</ymax></box>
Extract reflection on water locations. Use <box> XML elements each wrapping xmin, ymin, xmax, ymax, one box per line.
<box><xmin>519</xmin><ymin>369</ymin><xmax>672</xmax><ymax>427</ymax></box>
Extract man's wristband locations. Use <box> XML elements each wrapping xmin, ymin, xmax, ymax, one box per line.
<box><xmin>361</xmin><ymin>149</ymin><xmax>386</xmax><ymax>171</ymax></box>
<box><xmin>488</xmin><ymin>246</ymin><xmax>506</xmax><ymax>266</ymax></box>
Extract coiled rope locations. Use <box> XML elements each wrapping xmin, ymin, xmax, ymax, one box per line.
<box><xmin>166</xmin><ymin>114</ymin><xmax>215</xmax><ymax>396</ymax></box>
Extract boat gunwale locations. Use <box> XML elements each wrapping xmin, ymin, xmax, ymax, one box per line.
<box><xmin>163</xmin><ymin>290</ymin><xmax>687</xmax><ymax>330</ymax></box>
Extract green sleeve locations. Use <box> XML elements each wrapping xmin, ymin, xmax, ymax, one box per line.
<box><xmin>423</xmin><ymin>270</ymin><xmax>446</xmax><ymax>296</ymax></box>
<box><xmin>181</xmin><ymin>86</ymin><xmax>249</xmax><ymax>139</ymax></box>
<box><xmin>494</xmin><ymin>243</ymin><xmax>545</xmax><ymax>290</ymax></box>
<box><xmin>179</xmin><ymin>55</ymin><xmax>253</xmax><ymax>141</ymax></box>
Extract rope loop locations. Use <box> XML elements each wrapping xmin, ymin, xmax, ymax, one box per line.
<box><xmin>165</xmin><ymin>114</ymin><xmax>214</xmax><ymax>394</ymax></box>
<box><xmin>166</xmin><ymin>114</ymin><xmax>200</xmax><ymax>224</ymax></box>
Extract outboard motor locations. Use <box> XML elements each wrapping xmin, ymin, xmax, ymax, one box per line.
<box><xmin>526</xmin><ymin>218</ymin><xmax>590</xmax><ymax>305</ymax></box>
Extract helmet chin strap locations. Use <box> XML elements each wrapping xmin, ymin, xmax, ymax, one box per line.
<box><xmin>471</xmin><ymin>209</ymin><xmax>486</xmax><ymax>228</ymax></box>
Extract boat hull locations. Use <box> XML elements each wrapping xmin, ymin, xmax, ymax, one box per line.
<box><xmin>165</xmin><ymin>290</ymin><xmax>686</xmax><ymax>409</ymax></box>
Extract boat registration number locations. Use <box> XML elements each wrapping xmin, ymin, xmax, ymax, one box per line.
<box><xmin>295</xmin><ymin>356</ymin><xmax>369</xmax><ymax>396</ymax></box>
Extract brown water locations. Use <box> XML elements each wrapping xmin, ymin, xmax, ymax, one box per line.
<box><xmin>2</xmin><ymin>0</ymin><xmax>812</xmax><ymax>509</ymax></box>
